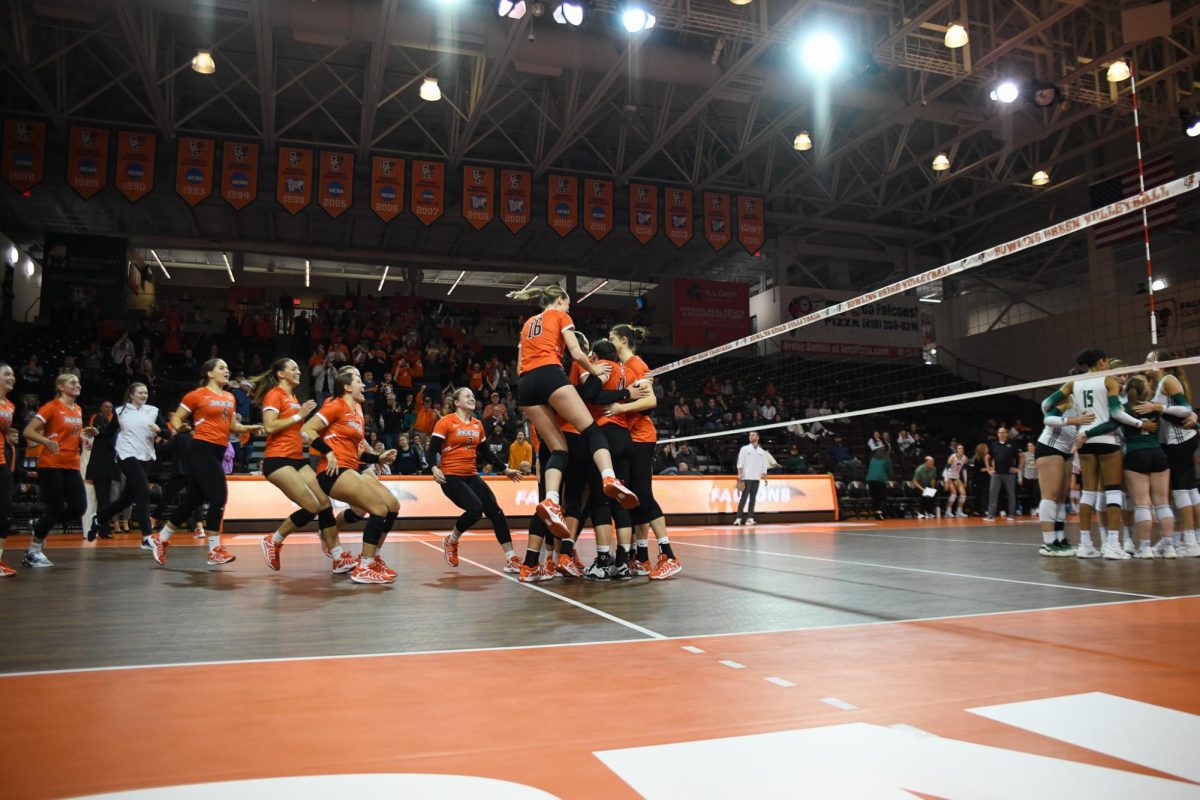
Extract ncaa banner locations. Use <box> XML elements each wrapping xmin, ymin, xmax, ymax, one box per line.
<box><xmin>411</xmin><ymin>160</ymin><xmax>445</xmax><ymax>226</ymax></box>
<box><xmin>737</xmin><ymin>194</ymin><xmax>765</xmax><ymax>255</ymax></box>
<box><xmin>220</xmin><ymin>141</ymin><xmax>258</xmax><ymax>209</ymax></box>
<box><xmin>276</xmin><ymin>147</ymin><xmax>313</xmax><ymax>215</ymax></box>
<box><xmin>664</xmin><ymin>187</ymin><xmax>693</xmax><ymax>248</ymax></box>
<box><xmin>583</xmin><ymin>178</ymin><xmax>613</xmax><ymax>241</ymax></box>
<box><xmin>317</xmin><ymin>151</ymin><xmax>354</xmax><ymax>218</ymax></box>
<box><xmin>370</xmin><ymin>156</ymin><xmax>404</xmax><ymax>222</ymax></box>
<box><xmin>175</xmin><ymin>137</ymin><xmax>214</xmax><ymax>206</ymax></box>
<box><xmin>500</xmin><ymin>169</ymin><xmax>531</xmax><ymax>234</ymax></box>
<box><xmin>66</xmin><ymin>126</ymin><xmax>109</xmax><ymax>200</ymax></box>
<box><xmin>462</xmin><ymin>165</ymin><xmax>494</xmax><ymax>230</ymax></box>
<box><xmin>115</xmin><ymin>131</ymin><xmax>155</xmax><ymax>203</ymax></box>
<box><xmin>703</xmin><ymin>191</ymin><xmax>731</xmax><ymax>252</ymax></box>
<box><xmin>547</xmin><ymin>174</ymin><xmax>578</xmax><ymax>237</ymax></box>
<box><xmin>629</xmin><ymin>183</ymin><xmax>658</xmax><ymax>245</ymax></box>
<box><xmin>2</xmin><ymin>119</ymin><xmax>46</xmax><ymax>193</ymax></box>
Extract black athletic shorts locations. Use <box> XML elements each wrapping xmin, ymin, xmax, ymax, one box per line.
<box><xmin>1124</xmin><ymin>447</ymin><xmax>1168</xmax><ymax>474</ymax></box>
<box><xmin>518</xmin><ymin>365</ymin><xmax>571</xmax><ymax>407</ymax></box>
<box><xmin>1034</xmin><ymin>443</ymin><xmax>1071</xmax><ymax>461</ymax></box>
<box><xmin>262</xmin><ymin>457</ymin><xmax>309</xmax><ymax>477</ymax></box>
<box><xmin>317</xmin><ymin>466</ymin><xmax>350</xmax><ymax>494</ymax></box>
<box><xmin>1079</xmin><ymin>442</ymin><xmax>1121</xmax><ymax>455</ymax></box>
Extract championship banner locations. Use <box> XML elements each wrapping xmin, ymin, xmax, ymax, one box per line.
<box><xmin>547</xmin><ymin>174</ymin><xmax>578</xmax><ymax>237</ymax></box>
<box><xmin>703</xmin><ymin>191</ymin><xmax>731</xmax><ymax>252</ymax></box>
<box><xmin>629</xmin><ymin>183</ymin><xmax>658</xmax><ymax>244</ymax></box>
<box><xmin>370</xmin><ymin>156</ymin><xmax>404</xmax><ymax>222</ymax></box>
<box><xmin>737</xmin><ymin>194</ymin><xmax>765</xmax><ymax>255</ymax></box>
<box><xmin>672</xmin><ymin>276</ymin><xmax>750</xmax><ymax>348</ymax></box>
<box><xmin>2</xmin><ymin>119</ymin><xmax>46</xmax><ymax>193</ymax></box>
<box><xmin>411</xmin><ymin>160</ymin><xmax>445</xmax><ymax>225</ymax></box>
<box><xmin>500</xmin><ymin>169</ymin><xmax>531</xmax><ymax>234</ymax></box>
<box><xmin>66</xmin><ymin>126</ymin><xmax>109</xmax><ymax>200</ymax></box>
<box><xmin>462</xmin><ymin>165</ymin><xmax>494</xmax><ymax>230</ymax></box>
<box><xmin>583</xmin><ymin>178</ymin><xmax>613</xmax><ymax>241</ymax></box>
<box><xmin>276</xmin><ymin>147</ymin><xmax>313</xmax><ymax>215</ymax></box>
<box><xmin>317</xmin><ymin>151</ymin><xmax>354</xmax><ymax>218</ymax></box>
<box><xmin>115</xmin><ymin>131</ymin><xmax>155</xmax><ymax>203</ymax></box>
<box><xmin>664</xmin><ymin>187</ymin><xmax>693</xmax><ymax>248</ymax></box>
<box><xmin>174</xmin><ymin>137</ymin><xmax>214</xmax><ymax>206</ymax></box>
<box><xmin>220</xmin><ymin>141</ymin><xmax>258</xmax><ymax>209</ymax></box>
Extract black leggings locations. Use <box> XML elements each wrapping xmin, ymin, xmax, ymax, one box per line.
<box><xmin>441</xmin><ymin>474</ymin><xmax>511</xmax><ymax>545</ymax></box>
<box><xmin>156</xmin><ymin>474</ymin><xmax>202</xmax><ymax>527</ymax></box>
<box><xmin>1165</xmin><ymin>438</ymin><xmax>1198</xmax><ymax>491</ymax></box>
<box><xmin>868</xmin><ymin>480</ymin><xmax>888</xmax><ymax>515</ymax></box>
<box><xmin>0</xmin><ymin>467</ymin><xmax>11</xmax><ymax>539</ymax></box>
<box><xmin>628</xmin><ymin>442</ymin><xmax>663</xmax><ymax>526</ymax></box>
<box><xmin>100</xmin><ymin>458</ymin><xmax>153</xmax><ymax>536</ymax></box>
<box><xmin>169</xmin><ymin>441</ymin><xmax>228</xmax><ymax>531</ymax></box>
<box><xmin>601</xmin><ymin>424</ymin><xmax>633</xmax><ymax>529</ymax></box>
<box><xmin>35</xmin><ymin>468</ymin><xmax>87</xmax><ymax>542</ymax></box>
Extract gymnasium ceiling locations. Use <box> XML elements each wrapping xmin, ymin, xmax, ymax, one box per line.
<box><xmin>1</xmin><ymin>0</ymin><xmax>1198</xmax><ymax>297</ymax></box>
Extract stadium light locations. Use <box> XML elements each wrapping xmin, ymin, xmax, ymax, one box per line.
<box><xmin>989</xmin><ymin>81</ymin><xmax>1019</xmax><ymax>104</ymax></box>
<box><xmin>378</xmin><ymin>265</ymin><xmax>390</xmax><ymax>292</ymax></box>
<box><xmin>552</xmin><ymin>1</ymin><xmax>583</xmax><ymax>25</ymax></box>
<box><xmin>150</xmin><ymin>249</ymin><xmax>172</xmax><ymax>279</ymax></box>
<box><xmin>578</xmin><ymin>279</ymin><xmax>609</xmax><ymax>302</ymax></box>
<box><xmin>1106</xmin><ymin>60</ymin><xmax>1130</xmax><ymax>82</ymax></box>
<box><xmin>447</xmin><ymin>270</ymin><xmax>466</xmax><ymax>295</ymax></box>
<box><xmin>1031</xmin><ymin>170</ymin><xmax>1050</xmax><ymax>186</ymax></box>
<box><xmin>943</xmin><ymin>23</ymin><xmax>968</xmax><ymax>49</ymax></box>
<box><xmin>1183</xmin><ymin>111</ymin><xmax>1200</xmax><ymax>138</ymax></box>
<box><xmin>798</xmin><ymin>32</ymin><xmax>845</xmax><ymax>76</ymax></box>
<box><xmin>792</xmin><ymin>131</ymin><xmax>812</xmax><ymax>151</ymax></box>
<box><xmin>621</xmin><ymin>5</ymin><xmax>655</xmax><ymax>33</ymax></box>
<box><xmin>497</xmin><ymin>0</ymin><xmax>527</xmax><ymax>19</ymax></box>
<box><xmin>191</xmin><ymin>50</ymin><xmax>215</xmax><ymax>74</ymax></box>
<box><xmin>22</xmin><ymin>256</ymin><xmax>35</xmax><ymax>277</ymax></box>
<box><xmin>304</xmin><ymin>259</ymin><xmax>311</xmax><ymax>288</ymax></box>
<box><xmin>1151</xmin><ymin>278</ymin><xmax>1167</xmax><ymax>291</ymax></box>
<box><xmin>5</xmin><ymin>243</ymin><xmax>18</xmax><ymax>265</ymax></box>
<box><xmin>420</xmin><ymin>77</ymin><xmax>442</xmax><ymax>102</ymax></box>
<box><xmin>931</xmin><ymin>153</ymin><xmax>950</xmax><ymax>171</ymax></box>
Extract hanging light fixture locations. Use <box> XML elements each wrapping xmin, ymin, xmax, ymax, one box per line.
<box><xmin>943</xmin><ymin>23</ymin><xmax>968</xmax><ymax>49</ymax></box>
<box><xmin>378</xmin><ymin>266</ymin><xmax>390</xmax><ymax>292</ymax></box>
<box><xmin>304</xmin><ymin>259</ymin><xmax>311</xmax><ymax>288</ymax></box>
<box><xmin>22</xmin><ymin>256</ymin><xmax>35</xmax><ymax>277</ymax></box>
<box><xmin>497</xmin><ymin>0</ymin><xmax>527</xmax><ymax>19</ymax></box>
<box><xmin>420</xmin><ymin>77</ymin><xmax>442</xmax><ymax>102</ymax></box>
<box><xmin>1031</xmin><ymin>170</ymin><xmax>1050</xmax><ymax>186</ymax></box>
<box><xmin>191</xmin><ymin>50</ymin><xmax>216</xmax><ymax>74</ymax></box>
<box><xmin>792</xmin><ymin>131</ymin><xmax>812</xmax><ymax>151</ymax></box>
<box><xmin>989</xmin><ymin>81</ymin><xmax>1020</xmax><ymax>104</ymax></box>
<box><xmin>222</xmin><ymin>252</ymin><xmax>236</xmax><ymax>284</ymax></box>
<box><xmin>1106</xmin><ymin>60</ymin><xmax>1130</xmax><ymax>82</ymax></box>
<box><xmin>5</xmin><ymin>243</ymin><xmax>18</xmax><ymax>265</ymax></box>
<box><xmin>552</xmin><ymin>1</ymin><xmax>584</xmax><ymax>25</ymax></box>
<box><xmin>621</xmin><ymin>5</ymin><xmax>656</xmax><ymax>33</ymax></box>
<box><xmin>931</xmin><ymin>153</ymin><xmax>950</xmax><ymax>171</ymax></box>
<box><xmin>729</xmin><ymin>0</ymin><xmax>754</xmax><ymax>5</ymax></box>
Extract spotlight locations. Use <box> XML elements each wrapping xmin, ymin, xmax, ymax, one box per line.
<box><xmin>943</xmin><ymin>23</ymin><xmax>968</xmax><ymax>49</ymax></box>
<box><xmin>530</xmin><ymin>1</ymin><xmax>545</xmax><ymax>16</ymax></box>
<box><xmin>792</xmin><ymin>131</ymin><xmax>812</xmax><ymax>151</ymax></box>
<box><xmin>1029</xmin><ymin>82</ymin><xmax>1062</xmax><ymax>108</ymax></box>
<box><xmin>621</xmin><ymin>5</ymin><xmax>655</xmax><ymax>33</ymax></box>
<box><xmin>191</xmin><ymin>50</ymin><xmax>215</xmax><ymax>74</ymax></box>
<box><xmin>1182</xmin><ymin>111</ymin><xmax>1200</xmax><ymax>138</ymax></box>
<box><xmin>931</xmin><ymin>153</ymin><xmax>950</xmax><ymax>171</ymax></box>
<box><xmin>22</xmin><ymin>256</ymin><xmax>35</xmax><ymax>277</ymax></box>
<box><xmin>729</xmin><ymin>0</ymin><xmax>753</xmax><ymax>5</ymax></box>
<box><xmin>5</xmin><ymin>244</ymin><xmax>18</xmax><ymax>265</ymax></box>
<box><xmin>1106</xmin><ymin>60</ymin><xmax>1130</xmax><ymax>82</ymax></box>
<box><xmin>989</xmin><ymin>81</ymin><xmax>1019</xmax><ymax>104</ymax></box>
<box><xmin>799</xmin><ymin>32</ymin><xmax>845</xmax><ymax>77</ymax></box>
<box><xmin>420</xmin><ymin>76</ymin><xmax>442</xmax><ymax>102</ymax></box>
<box><xmin>497</xmin><ymin>0</ymin><xmax>527</xmax><ymax>18</ymax></box>
<box><xmin>1031</xmin><ymin>170</ymin><xmax>1049</xmax><ymax>186</ymax></box>
<box><xmin>552</xmin><ymin>1</ymin><xmax>583</xmax><ymax>25</ymax></box>
<box><xmin>1151</xmin><ymin>278</ymin><xmax>1167</xmax><ymax>291</ymax></box>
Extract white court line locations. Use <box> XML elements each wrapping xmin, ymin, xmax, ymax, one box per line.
<box><xmin>766</xmin><ymin>677</ymin><xmax>796</xmax><ymax>687</ymax></box>
<box><xmin>672</xmin><ymin>540</ymin><xmax>1161</xmax><ymax>599</ymax></box>
<box><xmin>719</xmin><ymin>660</ymin><xmax>747</xmax><ymax>670</ymax></box>
<box><xmin>3</xmin><ymin>594</ymin><xmax>1194</xmax><ymax>679</ymax></box>
<box><xmin>404</xmin><ymin>535</ymin><xmax>666</xmax><ymax>641</ymax></box>
<box><xmin>821</xmin><ymin>697</ymin><xmax>859</xmax><ymax>711</ymax></box>
<box><xmin>681</xmin><ymin>646</ymin><xmax>706</xmax><ymax>654</ymax></box>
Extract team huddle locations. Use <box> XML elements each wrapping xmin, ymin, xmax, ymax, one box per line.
<box><xmin>0</xmin><ymin>285</ymin><xmax>682</xmax><ymax>585</ymax></box>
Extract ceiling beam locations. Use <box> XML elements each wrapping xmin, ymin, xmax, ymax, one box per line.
<box><xmin>449</xmin><ymin>15</ymin><xmax>530</xmax><ymax>170</ymax></box>
<box><xmin>252</xmin><ymin>0</ymin><xmax>275</xmax><ymax>151</ymax></box>
<box><xmin>114</xmin><ymin>0</ymin><xmax>173</xmax><ymax>141</ymax></box>
<box><xmin>359</xmin><ymin>0</ymin><xmax>401</xmax><ymax>160</ymax></box>
<box><xmin>0</xmin><ymin>12</ymin><xmax>66</xmax><ymax>131</ymax></box>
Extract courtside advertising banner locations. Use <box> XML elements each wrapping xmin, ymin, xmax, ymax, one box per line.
<box><xmin>224</xmin><ymin>474</ymin><xmax>837</xmax><ymax>522</ymax></box>
<box><xmin>751</xmin><ymin>284</ymin><xmax>923</xmax><ymax>360</ymax></box>
<box><xmin>500</xmin><ymin>169</ymin><xmax>531</xmax><ymax>233</ymax></box>
<box><xmin>629</xmin><ymin>182</ymin><xmax>658</xmax><ymax>244</ymax></box>
<box><xmin>547</xmin><ymin>174</ymin><xmax>578</xmax><ymax>237</ymax></box>
<box><xmin>672</xmin><ymin>276</ymin><xmax>751</xmax><ymax>348</ymax></box>
<box><xmin>2</xmin><ymin>119</ymin><xmax>45</xmax><ymax>193</ymax></box>
<box><xmin>220</xmin><ymin>141</ymin><xmax>259</xmax><ymax>209</ymax></box>
<box><xmin>583</xmin><ymin>178</ymin><xmax>613</xmax><ymax>240</ymax></box>
<box><xmin>370</xmin><ymin>156</ymin><xmax>404</xmax><ymax>222</ymax></box>
<box><xmin>462</xmin><ymin>165</ymin><xmax>494</xmax><ymax>230</ymax></box>
<box><xmin>276</xmin><ymin>147</ymin><xmax>313</xmax><ymax>214</ymax></box>
<box><xmin>665</xmin><ymin>187</ymin><xmax>693</xmax><ymax>248</ymax></box>
<box><xmin>317</xmin><ymin>151</ymin><xmax>354</xmax><ymax>218</ymax></box>
<box><xmin>411</xmin><ymin>160</ymin><xmax>445</xmax><ymax>225</ymax></box>
<box><xmin>66</xmin><ymin>126</ymin><xmax>109</xmax><ymax>199</ymax></box>
<box><xmin>115</xmin><ymin>131</ymin><xmax>155</xmax><ymax>202</ymax></box>
<box><xmin>703</xmin><ymin>191</ymin><xmax>731</xmax><ymax>251</ymax></box>
<box><xmin>737</xmin><ymin>194</ymin><xmax>765</xmax><ymax>254</ymax></box>
<box><xmin>175</xmin><ymin>137</ymin><xmax>215</xmax><ymax>206</ymax></box>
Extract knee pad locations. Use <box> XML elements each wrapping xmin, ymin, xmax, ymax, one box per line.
<box><xmin>1080</xmin><ymin>490</ymin><xmax>1100</xmax><ymax>510</ymax></box>
<box><xmin>1172</xmin><ymin>489</ymin><xmax>1194</xmax><ymax>509</ymax></box>
<box><xmin>1055</xmin><ymin>502</ymin><xmax>1067</xmax><ymax>522</ymax></box>
<box><xmin>582</xmin><ymin>423</ymin><xmax>609</xmax><ymax>455</ymax></box>
<box><xmin>1104</xmin><ymin>488</ymin><xmax>1123</xmax><ymax>509</ymax></box>
<box><xmin>1038</xmin><ymin>499</ymin><xmax>1058</xmax><ymax>523</ymax></box>
<box><xmin>1191</xmin><ymin>488</ymin><xmax>1200</xmax><ymax>507</ymax></box>
<box><xmin>318</xmin><ymin>507</ymin><xmax>336</xmax><ymax>529</ymax></box>
<box><xmin>1154</xmin><ymin>504</ymin><xmax>1174</xmax><ymax>522</ymax></box>
<box><xmin>288</xmin><ymin>509</ymin><xmax>316</xmax><ymax>528</ymax></box>
<box><xmin>544</xmin><ymin>450</ymin><xmax>568</xmax><ymax>475</ymax></box>
<box><xmin>1134</xmin><ymin>506</ymin><xmax>1153</xmax><ymax>525</ymax></box>
<box><xmin>342</xmin><ymin>508</ymin><xmax>363</xmax><ymax>524</ymax></box>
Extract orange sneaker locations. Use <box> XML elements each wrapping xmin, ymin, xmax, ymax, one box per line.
<box><xmin>147</xmin><ymin>533</ymin><xmax>169</xmax><ymax>566</ymax></box>
<box><xmin>518</xmin><ymin>563</ymin><xmax>540</xmax><ymax>583</ymax></box>
<box><xmin>602</xmin><ymin>477</ymin><xmax>639</xmax><ymax>509</ymax></box>
<box><xmin>633</xmin><ymin>559</ymin><xmax>651</xmax><ymax>577</ymax></box>
<box><xmin>207</xmin><ymin>545</ymin><xmax>236</xmax><ymax>566</ymax></box>
<box><xmin>0</xmin><ymin>561</ymin><xmax>15</xmax><ymax>577</ymax></box>
<box><xmin>649</xmin><ymin>554</ymin><xmax>682</xmax><ymax>580</ymax></box>
<box><xmin>260</xmin><ymin>537</ymin><xmax>282</xmax><ymax>571</ymax></box>
<box><xmin>372</xmin><ymin>556</ymin><xmax>397</xmax><ymax>579</ymax></box>
<box><xmin>321</xmin><ymin>540</ymin><xmax>334</xmax><ymax>559</ymax></box>
<box><xmin>503</xmin><ymin>555</ymin><xmax>521</xmax><ymax>573</ymax></box>
<box><xmin>443</xmin><ymin>535</ymin><xmax>460</xmax><ymax>567</ymax></box>
<box><xmin>535</xmin><ymin>499</ymin><xmax>569</xmax><ymax>538</ymax></box>
<box><xmin>572</xmin><ymin>552</ymin><xmax>586</xmax><ymax>575</ymax></box>
<box><xmin>350</xmin><ymin>559</ymin><xmax>393</xmax><ymax>585</ymax></box>
<box><xmin>537</xmin><ymin>560</ymin><xmax>558</xmax><ymax>580</ymax></box>
<box><xmin>557</xmin><ymin>553</ymin><xmax>583</xmax><ymax>578</ymax></box>
<box><xmin>331</xmin><ymin>551</ymin><xmax>357</xmax><ymax>574</ymax></box>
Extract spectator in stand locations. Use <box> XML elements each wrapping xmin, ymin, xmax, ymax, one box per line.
<box><xmin>58</xmin><ymin>356</ymin><xmax>81</xmax><ymax>379</ymax></box>
<box><xmin>866</xmin><ymin>447</ymin><xmax>894</xmax><ymax>520</ymax></box>
<box><xmin>881</xmin><ymin>431</ymin><xmax>894</xmax><ymax>452</ymax></box>
<box><xmin>380</xmin><ymin>394</ymin><xmax>405</xmax><ymax>451</ymax></box>
<box><xmin>391</xmin><ymin>433</ymin><xmax>426</xmax><ymax>475</ymax></box>
<box><xmin>784</xmin><ymin>444</ymin><xmax>810</xmax><ymax>473</ymax></box>
<box><xmin>507</xmin><ymin>430</ymin><xmax>532</xmax><ymax>472</ymax></box>
<box><xmin>18</xmin><ymin>356</ymin><xmax>43</xmax><ymax>396</ymax></box>
<box><xmin>484</xmin><ymin>422</ymin><xmax>507</xmax><ymax>467</ymax></box>
<box><xmin>483</xmin><ymin>392</ymin><xmax>507</xmax><ymax>422</ymax></box>
<box><xmin>868</xmin><ymin>431</ymin><xmax>885</xmax><ymax>453</ymax></box>
<box><xmin>825</xmin><ymin>435</ymin><xmax>855</xmax><ymax>467</ymax></box>
<box><xmin>134</xmin><ymin>358</ymin><xmax>157</xmax><ymax>396</ymax></box>
<box><xmin>673</xmin><ymin>397</ymin><xmax>694</xmax><ymax>435</ymax></box>
<box><xmin>760</xmin><ymin>399</ymin><xmax>778</xmax><ymax>422</ymax></box>
<box><xmin>912</xmin><ymin>455</ymin><xmax>939</xmax><ymax>519</ymax></box>
<box><xmin>701</xmin><ymin>397</ymin><xmax>723</xmax><ymax>431</ymax></box>
<box><xmin>897</xmin><ymin>427</ymin><xmax>915</xmax><ymax>454</ymax></box>
<box><xmin>81</xmin><ymin>343</ymin><xmax>103</xmax><ymax>382</ymax></box>
<box><xmin>110</xmin><ymin>332</ymin><xmax>136</xmax><ymax>366</ymax></box>
<box><xmin>805</xmin><ymin>399</ymin><xmax>820</xmax><ymax>419</ymax></box>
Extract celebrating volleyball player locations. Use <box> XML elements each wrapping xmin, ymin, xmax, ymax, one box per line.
<box><xmin>1121</xmin><ymin>375</ymin><xmax>1176</xmax><ymax>558</ymax></box>
<box><xmin>433</xmin><ymin>387</ymin><xmax>524</xmax><ymax>572</ymax></box>
<box><xmin>943</xmin><ymin>444</ymin><xmax>969</xmax><ymax>518</ymax></box>
<box><xmin>1036</xmin><ymin>391</ymin><xmax>1093</xmax><ymax>556</ymax></box>
<box><xmin>507</xmin><ymin>285</ymin><xmax>637</xmax><ymax>540</ymax></box>
<box><xmin>1139</xmin><ymin>350</ymin><xmax>1199</xmax><ymax>556</ymax></box>
<box><xmin>255</xmin><ymin>358</ymin><xmax>356</xmax><ymax>574</ymax></box>
<box><xmin>146</xmin><ymin>359</ymin><xmax>262</xmax><ymax>567</ymax></box>
<box><xmin>301</xmin><ymin>368</ymin><xmax>400</xmax><ymax>585</ymax></box>
<box><xmin>90</xmin><ymin>382</ymin><xmax>165</xmax><ymax>547</ymax></box>
<box><xmin>0</xmin><ymin>362</ymin><xmax>16</xmax><ymax>575</ymax></box>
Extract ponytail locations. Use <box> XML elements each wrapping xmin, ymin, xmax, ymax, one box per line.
<box><xmin>251</xmin><ymin>357</ymin><xmax>294</xmax><ymax>406</ymax></box>
<box><xmin>1149</xmin><ymin>348</ymin><xmax>1193</xmax><ymax>404</ymax></box>
<box><xmin>610</xmin><ymin>323</ymin><xmax>648</xmax><ymax>350</ymax></box>
<box><xmin>507</xmin><ymin>284</ymin><xmax>567</xmax><ymax>308</ymax></box>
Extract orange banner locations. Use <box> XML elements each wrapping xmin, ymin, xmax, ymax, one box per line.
<box><xmin>222</xmin><ymin>474</ymin><xmax>837</xmax><ymax>522</ymax></box>
<box><xmin>277</xmin><ymin>147</ymin><xmax>313</xmax><ymax>215</ymax></box>
<box><xmin>703</xmin><ymin>191</ymin><xmax>731</xmax><ymax>252</ymax></box>
<box><xmin>737</xmin><ymin>194</ymin><xmax>765</xmax><ymax>255</ymax></box>
<box><xmin>411</xmin><ymin>160</ymin><xmax>445</xmax><ymax>225</ymax></box>
<box><xmin>665</xmin><ymin>187</ymin><xmax>693</xmax><ymax>248</ymax></box>
<box><xmin>175</xmin><ymin>137</ymin><xmax>214</xmax><ymax>206</ymax></box>
<box><xmin>547</xmin><ymin>174</ymin><xmax>578</xmax><ymax>237</ymax></box>
<box><xmin>2</xmin><ymin>119</ymin><xmax>46</xmax><ymax>193</ymax></box>
<box><xmin>629</xmin><ymin>183</ymin><xmax>658</xmax><ymax>244</ymax></box>
<box><xmin>370</xmin><ymin>156</ymin><xmax>404</xmax><ymax>222</ymax></box>
<box><xmin>115</xmin><ymin>131</ymin><xmax>155</xmax><ymax>203</ymax></box>
<box><xmin>66</xmin><ymin>126</ymin><xmax>109</xmax><ymax>200</ymax></box>
<box><xmin>583</xmin><ymin>178</ymin><xmax>613</xmax><ymax>241</ymax></box>
<box><xmin>220</xmin><ymin>141</ymin><xmax>258</xmax><ymax>209</ymax></box>
<box><xmin>317</xmin><ymin>151</ymin><xmax>354</xmax><ymax>218</ymax></box>
<box><xmin>462</xmin><ymin>165</ymin><xmax>494</xmax><ymax>230</ymax></box>
<box><xmin>500</xmin><ymin>169</ymin><xmax>531</xmax><ymax>234</ymax></box>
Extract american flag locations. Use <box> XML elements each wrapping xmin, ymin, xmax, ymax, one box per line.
<box><xmin>1087</xmin><ymin>154</ymin><xmax>1176</xmax><ymax>247</ymax></box>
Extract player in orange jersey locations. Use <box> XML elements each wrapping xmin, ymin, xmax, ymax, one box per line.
<box><xmin>0</xmin><ymin>362</ymin><xmax>16</xmax><ymax>575</ymax></box>
<box><xmin>301</xmin><ymin>368</ymin><xmax>400</xmax><ymax>585</ymax></box>
<box><xmin>146</xmin><ymin>359</ymin><xmax>263</xmax><ymax>568</ymax></box>
<box><xmin>21</xmin><ymin>373</ymin><xmax>98</xmax><ymax>568</ymax></box>
<box><xmin>253</xmin><ymin>358</ymin><xmax>356</xmax><ymax>575</ymax></box>
<box><xmin>432</xmin><ymin>387</ymin><xmax>524</xmax><ymax>572</ymax></box>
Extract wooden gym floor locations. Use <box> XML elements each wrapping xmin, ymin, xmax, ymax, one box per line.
<box><xmin>1</xmin><ymin>518</ymin><xmax>1198</xmax><ymax>798</ymax></box>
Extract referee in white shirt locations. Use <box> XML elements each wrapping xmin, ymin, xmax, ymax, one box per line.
<box><xmin>734</xmin><ymin>431</ymin><xmax>769</xmax><ymax>525</ymax></box>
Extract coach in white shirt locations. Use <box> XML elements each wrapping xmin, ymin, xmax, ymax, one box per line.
<box><xmin>90</xmin><ymin>382</ymin><xmax>164</xmax><ymax>546</ymax></box>
<box><xmin>734</xmin><ymin>431</ymin><xmax>769</xmax><ymax>526</ymax></box>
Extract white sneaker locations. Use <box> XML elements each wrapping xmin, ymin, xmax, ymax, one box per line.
<box><xmin>745</xmin><ymin>517</ymin><xmax>756</xmax><ymax>526</ymax></box>
<box><xmin>1076</xmin><ymin>542</ymin><xmax>1102</xmax><ymax>559</ymax></box>
<box><xmin>1133</xmin><ymin>543</ymin><xmax>1156</xmax><ymax>559</ymax></box>
<box><xmin>1102</xmin><ymin>543</ymin><xmax>1132</xmax><ymax>560</ymax></box>
<box><xmin>1152</xmin><ymin>540</ymin><xmax>1179</xmax><ymax>559</ymax></box>
<box><xmin>916</xmin><ymin>512</ymin><xmax>926</xmax><ymax>520</ymax></box>
<box><xmin>955</xmin><ymin>511</ymin><xmax>968</xmax><ymax>518</ymax></box>
<box><xmin>1122</xmin><ymin>537</ymin><xmax>1136</xmax><ymax>555</ymax></box>
<box><xmin>982</xmin><ymin>515</ymin><xmax>996</xmax><ymax>522</ymax></box>
<box><xmin>732</xmin><ymin>518</ymin><xmax>743</xmax><ymax>526</ymax></box>
<box><xmin>1006</xmin><ymin>516</ymin><xmax>1016</xmax><ymax>523</ymax></box>
<box><xmin>22</xmin><ymin>550</ymin><xmax>53</xmax><ymax>568</ymax></box>
<box><xmin>1173</xmin><ymin>542</ymin><xmax>1200</xmax><ymax>558</ymax></box>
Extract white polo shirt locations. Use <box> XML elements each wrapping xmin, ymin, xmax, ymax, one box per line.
<box><xmin>736</xmin><ymin>443</ymin><xmax>768</xmax><ymax>481</ymax></box>
<box><xmin>113</xmin><ymin>403</ymin><xmax>160</xmax><ymax>462</ymax></box>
